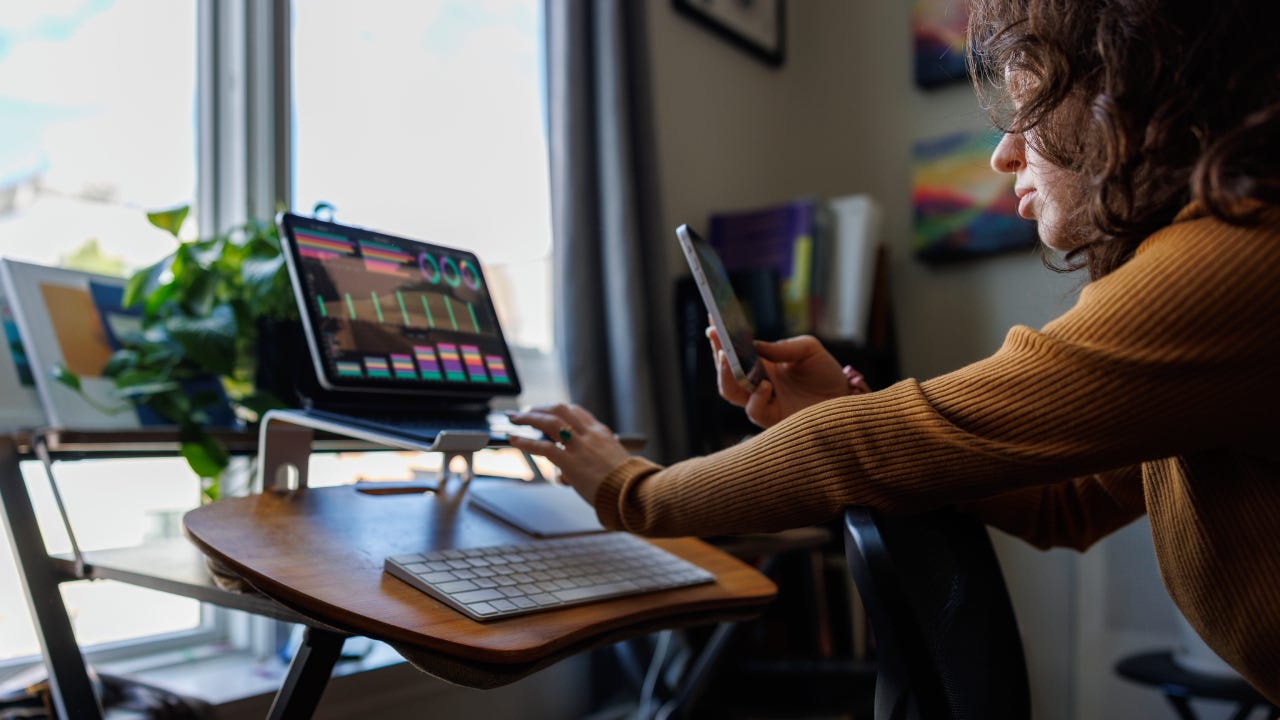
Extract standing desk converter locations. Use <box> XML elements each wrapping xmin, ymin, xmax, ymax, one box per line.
<box><xmin>2</xmin><ymin>421</ymin><xmax>776</xmax><ymax>718</ymax></box>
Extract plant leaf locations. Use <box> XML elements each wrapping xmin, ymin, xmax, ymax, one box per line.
<box><xmin>124</xmin><ymin>256</ymin><xmax>173</xmax><ymax>310</ymax></box>
<box><xmin>166</xmin><ymin>305</ymin><xmax>237</xmax><ymax>375</ymax></box>
<box><xmin>51</xmin><ymin>363</ymin><xmax>81</xmax><ymax>391</ymax></box>
<box><xmin>181</xmin><ymin>434</ymin><xmax>229</xmax><ymax>479</ymax></box>
<box><xmin>102</xmin><ymin>350</ymin><xmax>139</xmax><ymax>378</ymax></box>
<box><xmin>182</xmin><ymin>268</ymin><xmax>218</xmax><ymax>317</ymax></box>
<box><xmin>235</xmin><ymin>390</ymin><xmax>287</xmax><ymax>417</ymax></box>
<box><xmin>116</xmin><ymin>380</ymin><xmax>183</xmax><ymax>397</ymax></box>
<box><xmin>190</xmin><ymin>235</ymin><xmax>227</xmax><ymax>267</ymax></box>
<box><xmin>241</xmin><ymin>255</ymin><xmax>283</xmax><ymax>295</ymax></box>
<box><xmin>312</xmin><ymin>201</ymin><xmax>334</xmax><ymax>220</ymax></box>
<box><xmin>147</xmin><ymin>205</ymin><xmax>189</xmax><ymax>238</ymax></box>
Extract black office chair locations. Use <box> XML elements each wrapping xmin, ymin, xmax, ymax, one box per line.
<box><xmin>843</xmin><ymin>506</ymin><xmax>1031</xmax><ymax>720</ymax></box>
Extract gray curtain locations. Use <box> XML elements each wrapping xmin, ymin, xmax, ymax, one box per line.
<box><xmin>545</xmin><ymin>0</ymin><xmax>683</xmax><ymax>462</ymax></box>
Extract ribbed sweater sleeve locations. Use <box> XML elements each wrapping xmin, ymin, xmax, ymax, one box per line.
<box><xmin>594</xmin><ymin>209</ymin><xmax>1280</xmax><ymax>538</ymax></box>
<box><xmin>957</xmin><ymin>465</ymin><xmax>1145</xmax><ymax>550</ymax></box>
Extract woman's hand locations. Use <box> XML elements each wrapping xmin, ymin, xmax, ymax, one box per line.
<box><xmin>709</xmin><ymin>327</ymin><xmax>870</xmax><ymax>429</ymax></box>
<box><xmin>506</xmin><ymin>403</ymin><xmax>630</xmax><ymax>505</ymax></box>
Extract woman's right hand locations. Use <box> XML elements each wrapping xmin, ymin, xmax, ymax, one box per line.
<box><xmin>708</xmin><ymin>327</ymin><xmax>869</xmax><ymax>429</ymax></box>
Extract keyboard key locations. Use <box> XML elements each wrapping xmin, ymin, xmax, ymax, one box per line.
<box><xmin>437</xmin><ymin>580</ymin><xmax>478</xmax><ymax>594</ymax></box>
<box><xmin>453</xmin><ymin>588</ymin><xmax>504</xmax><ymax>604</ymax></box>
<box><xmin>467</xmin><ymin>602</ymin><xmax>499</xmax><ymax>616</ymax></box>
<box><xmin>491</xmin><ymin>599</ymin><xmax>517</xmax><ymax>612</ymax></box>
<box><xmin>554</xmin><ymin>582</ymin><xmax>638</xmax><ymax>603</ymax></box>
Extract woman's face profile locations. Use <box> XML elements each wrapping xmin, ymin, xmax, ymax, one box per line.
<box><xmin>989</xmin><ymin>72</ymin><xmax>1084</xmax><ymax>253</ymax></box>
<box><xmin>990</xmin><ymin>130</ymin><xmax>1078</xmax><ymax>252</ymax></box>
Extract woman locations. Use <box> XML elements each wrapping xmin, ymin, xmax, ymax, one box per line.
<box><xmin>510</xmin><ymin>0</ymin><xmax>1280</xmax><ymax>700</ymax></box>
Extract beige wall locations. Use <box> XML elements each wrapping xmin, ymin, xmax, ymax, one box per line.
<box><xmin>645</xmin><ymin>2</ymin><xmax>1186</xmax><ymax>718</ymax></box>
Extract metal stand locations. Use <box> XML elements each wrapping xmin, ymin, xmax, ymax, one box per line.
<box><xmin>0</xmin><ymin>436</ymin><xmax>104</xmax><ymax>719</ymax></box>
<box><xmin>256</xmin><ymin>409</ymin><xmax>490</xmax><ymax>492</ymax></box>
<box><xmin>631</xmin><ymin>550</ymin><xmax>787</xmax><ymax>719</ymax></box>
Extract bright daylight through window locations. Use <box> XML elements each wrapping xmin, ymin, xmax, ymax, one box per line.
<box><xmin>0</xmin><ymin>0</ymin><xmax>206</xmax><ymax>667</ymax></box>
<box><xmin>293</xmin><ymin>1</ymin><xmax>553</xmax><ymax>351</ymax></box>
<box><xmin>0</xmin><ymin>0</ymin><xmax>553</xmax><ymax>671</ymax></box>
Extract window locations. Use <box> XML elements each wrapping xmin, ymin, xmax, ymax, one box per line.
<box><xmin>292</xmin><ymin>0</ymin><xmax>553</xmax><ymax>350</ymax></box>
<box><xmin>0</xmin><ymin>0</ymin><xmax>556</xmax><ymax>675</ymax></box>
<box><xmin>0</xmin><ymin>0</ymin><xmax>210</xmax><ymax>668</ymax></box>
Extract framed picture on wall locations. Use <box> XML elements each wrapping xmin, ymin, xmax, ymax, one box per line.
<box><xmin>674</xmin><ymin>0</ymin><xmax>786</xmax><ymax>67</ymax></box>
<box><xmin>912</xmin><ymin>130</ymin><xmax>1039</xmax><ymax>263</ymax></box>
<box><xmin>913</xmin><ymin>0</ymin><xmax>971</xmax><ymax>88</ymax></box>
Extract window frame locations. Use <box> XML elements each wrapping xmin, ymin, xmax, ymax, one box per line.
<box><xmin>0</xmin><ymin>0</ymin><xmax>292</xmax><ymax>676</ymax></box>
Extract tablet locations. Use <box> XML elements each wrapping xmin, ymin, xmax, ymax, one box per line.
<box><xmin>277</xmin><ymin>212</ymin><xmax>521</xmax><ymax>400</ymax></box>
<box><xmin>676</xmin><ymin>224</ymin><xmax>765</xmax><ymax>392</ymax></box>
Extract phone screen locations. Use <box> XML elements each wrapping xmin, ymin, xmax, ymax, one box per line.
<box><xmin>677</xmin><ymin>225</ymin><xmax>764</xmax><ymax>391</ymax></box>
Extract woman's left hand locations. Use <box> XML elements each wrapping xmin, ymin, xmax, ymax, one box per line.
<box><xmin>506</xmin><ymin>403</ymin><xmax>630</xmax><ymax>505</ymax></box>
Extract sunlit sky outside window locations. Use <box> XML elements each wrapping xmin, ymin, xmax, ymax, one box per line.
<box><xmin>0</xmin><ymin>0</ymin><xmax>556</xmax><ymax>664</ymax></box>
<box><xmin>0</xmin><ymin>0</ymin><xmax>198</xmax><ymax>270</ymax></box>
<box><xmin>293</xmin><ymin>0</ymin><xmax>553</xmax><ymax>349</ymax></box>
<box><xmin>0</xmin><ymin>0</ymin><xmax>204</xmax><ymax>664</ymax></box>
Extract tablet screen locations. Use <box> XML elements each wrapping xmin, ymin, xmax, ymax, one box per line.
<box><xmin>278</xmin><ymin>213</ymin><xmax>520</xmax><ymax>397</ymax></box>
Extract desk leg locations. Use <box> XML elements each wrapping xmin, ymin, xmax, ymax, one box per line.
<box><xmin>1165</xmin><ymin>695</ymin><xmax>1200</xmax><ymax>720</ymax></box>
<box><xmin>0</xmin><ymin>438</ymin><xmax>103</xmax><ymax>719</ymax></box>
<box><xmin>266</xmin><ymin>627</ymin><xmax>346</xmax><ymax>720</ymax></box>
<box><xmin>654</xmin><ymin>621</ymin><xmax>739</xmax><ymax>720</ymax></box>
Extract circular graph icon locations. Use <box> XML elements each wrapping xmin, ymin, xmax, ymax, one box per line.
<box><xmin>418</xmin><ymin>252</ymin><xmax>440</xmax><ymax>284</ymax></box>
<box><xmin>441</xmin><ymin>257</ymin><xmax>462</xmax><ymax>288</ymax></box>
<box><xmin>459</xmin><ymin>259</ymin><xmax>482</xmax><ymax>290</ymax></box>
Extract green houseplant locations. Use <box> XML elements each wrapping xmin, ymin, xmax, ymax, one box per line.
<box><xmin>55</xmin><ymin>205</ymin><xmax>299</xmax><ymax>500</ymax></box>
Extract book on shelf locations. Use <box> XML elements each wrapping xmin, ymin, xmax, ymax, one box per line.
<box><xmin>705</xmin><ymin>194</ymin><xmax>881</xmax><ymax>343</ymax></box>
<box><xmin>814</xmin><ymin>194</ymin><xmax>882</xmax><ymax>344</ymax></box>
<box><xmin>707</xmin><ymin>198</ymin><xmax>825</xmax><ymax>336</ymax></box>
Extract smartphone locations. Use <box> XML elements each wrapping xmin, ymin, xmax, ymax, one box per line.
<box><xmin>676</xmin><ymin>224</ymin><xmax>765</xmax><ymax>393</ymax></box>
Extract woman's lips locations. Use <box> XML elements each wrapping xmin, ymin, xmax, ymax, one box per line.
<box><xmin>1017</xmin><ymin>190</ymin><xmax>1037</xmax><ymax>220</ymax></box>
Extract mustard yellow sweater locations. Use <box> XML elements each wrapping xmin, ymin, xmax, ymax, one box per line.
<box><xmin>594</xmin><ymin>205</ymin><xmax>1280</xmax><ymax>701</ymax></box>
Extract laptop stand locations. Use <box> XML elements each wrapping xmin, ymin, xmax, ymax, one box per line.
<box><xmin>257</xmin><ymin>409</ymin><xmax>492</xmax><ymax>492</ymax></box>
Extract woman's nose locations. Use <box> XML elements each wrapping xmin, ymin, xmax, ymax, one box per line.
<box><xmin>990</xmin><ymin>132</ymin><xmax>1026</xmax><ymax>173</ymax></box>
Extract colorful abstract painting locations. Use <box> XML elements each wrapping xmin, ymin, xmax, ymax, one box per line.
<box><xmin>912</xmin><ymin>130</ymin><xmax>1038</xmax><ymax>263</ymax></box>
<box><xmin>913</xmin><ymin>0</ymin><xmax>970</xmax><ymax>88</ymax></box>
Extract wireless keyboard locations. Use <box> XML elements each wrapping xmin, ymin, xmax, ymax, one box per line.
<box><xmin>385</xmin><ymin>533</ymin><xmax>715</xmax><ymax>621</ymax></box>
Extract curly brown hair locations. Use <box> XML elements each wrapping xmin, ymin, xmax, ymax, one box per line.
<box><xmin>968</xmin><ymin>0</ymin><xmax>1280</xmax><ymax>278</ymax></box>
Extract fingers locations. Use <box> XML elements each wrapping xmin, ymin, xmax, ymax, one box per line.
<box><xmin>754</xmin><ymin>335</ymin><xmax>823</xmax><ymax>362</ymax></box>
<box><xmin>744</xmin><ymin>379</ymin><xmax>776</xmax><ymax>427</ymax></box>
<box><xmin>507</xmin><ymin>434</ymin><xmax>565</xmax><ymax>462</ymax></box>
<box><xmin>842</xmin><ymin>365</ymin><xmax>872</xmax><ymax>394</ymax></box>
<box><xmin>512</xmin><ymin>403</ymin><xmax>583</xmax><ymax>433</ymax></box>
<box><xmin>706</xmin><ymin>324</ymin><xmax>724</xmax><ymax>356</ymax></box>
<box><xmin>508</xmin><ymin>403</ymin><xmax>612</xmax><ymax>444</ymax></box>
<box><xmin>716</xmin><ymin>350</ymin><xmax>751</xmax><ymax>407</ymax></box>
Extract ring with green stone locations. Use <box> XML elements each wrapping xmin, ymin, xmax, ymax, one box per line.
<box><xmin>558</xmin><ymin>427</ymin><xmax>573</xmax><ymax>442</ymax></box>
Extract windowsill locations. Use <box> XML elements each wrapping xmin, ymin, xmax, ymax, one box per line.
<box><xmin>95</xmin><ymin>639</ymin><xmax>413</xmax><ymax>708</ymax></box>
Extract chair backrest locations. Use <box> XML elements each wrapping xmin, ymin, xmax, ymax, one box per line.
<box><xmin>843</xmin><ymin>507</ymin><xmax>1031</xmax><ymax>720</ymax></box>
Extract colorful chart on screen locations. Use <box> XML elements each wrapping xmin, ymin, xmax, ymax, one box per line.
<box><xmin>280</xmin><ymin>213</ymin><xmax>520</xmax><ymax>397</ymax></box>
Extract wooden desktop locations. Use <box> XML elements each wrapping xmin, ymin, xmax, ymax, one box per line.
<box><xmin>183</xmin><ymin>480</ymin><xmax>778</xmax><ymax>685</ymax></box>
<box><xmin>2</xmin><ymin>430</ymin><xmax>777</xmax><ymax>719</ymax></box>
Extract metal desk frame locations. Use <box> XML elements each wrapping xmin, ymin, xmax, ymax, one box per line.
<box><xmin>1</xmin><ymin>417</ymin><xmax>795</xmax><ymax>719</ymax></box>
<box><xmin>0</xmin><ymin>420</ymin><xmax>459</xmax><ymax>720</ymax></box>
